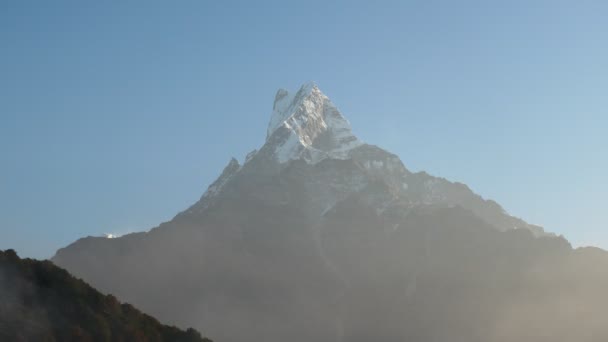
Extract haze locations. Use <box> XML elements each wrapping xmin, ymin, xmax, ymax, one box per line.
<box><xmin>1</xmin><ymin>1</ymin><xmax>606</xmax><ymax>261</ymax></box>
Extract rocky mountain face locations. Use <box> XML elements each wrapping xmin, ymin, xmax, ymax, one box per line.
<box><xmin>0</xmin><ymin>249</ymin><xmax>210</xmax><ymax>342</ymax></box>
<box><xmin>179</xmin><ymin>82</ymin><xmax>543</xmax><ymax>235</ymax></box>
<box><xmin>53</xmin><ymin>83</ymin><xmax>608</xmax><ymax>342</ymax></box>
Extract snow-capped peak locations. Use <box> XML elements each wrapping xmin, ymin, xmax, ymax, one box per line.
<box><xmin>267</xmin><ymin>82</ymin><xmax>316</xmax><ymax>140</ymax></box>
<box><xmin>265</xmin><ymin>82</ymin><xmax>362</xmax><ymax>164</ymax></box>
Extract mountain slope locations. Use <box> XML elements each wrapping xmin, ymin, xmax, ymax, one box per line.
<box><xmin>53</xmin><ymin>83</ymin><xmax>608</xmax><ymax>342</ymax></box>
<box><xmin>0</xmin><ymin>249</ymin><xmax>211</xmax><ymax>342</ymax></box>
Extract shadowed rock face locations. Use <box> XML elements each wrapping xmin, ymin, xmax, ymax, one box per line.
<box><xmin>53</xmin><ymin>84</ymin><xmax>608</xmax><ymax>342</ymax></box>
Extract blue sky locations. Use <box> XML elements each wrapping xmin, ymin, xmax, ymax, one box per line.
<box><xmin>1</xmin><ymin>1</ymin><xmax>607</xmax><ymax>259</ymax></box>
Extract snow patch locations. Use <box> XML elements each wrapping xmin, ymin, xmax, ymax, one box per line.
<box><xmin>276</xmin><ymin>131</ymin><xmax>303</xmax><ymax>163</ymax></box>
<box><xmin>244</xmin><ymin>149</ymin><xmax>258</xmax><ymax>164</ymax></box>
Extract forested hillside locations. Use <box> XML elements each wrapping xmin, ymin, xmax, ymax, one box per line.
<box><xmin>0</xmin><ymin>249</ymin><xmax>211</xmax><ymax>342</ymax></box>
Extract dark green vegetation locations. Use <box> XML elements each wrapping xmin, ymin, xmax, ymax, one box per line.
<box><xmin>0</xmin><ymin>249</ymin><xmax>211</xmax><ymax>342</ymax></box>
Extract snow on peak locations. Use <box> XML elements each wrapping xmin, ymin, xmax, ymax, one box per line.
<box><xmin>267</xmin><ymin>82</ymin><xmax>317</xmax><ymax>140</ymax></box>
<box><xmin>265</xmin><ymin>82</ymin><xmax>362</xmax><ymax>164</ymax></box>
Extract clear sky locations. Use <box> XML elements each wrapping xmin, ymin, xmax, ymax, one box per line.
<box><xmin>1</xmin><ymin>1</ymin><xmax>607</xmax><ymax>259</ymax></box>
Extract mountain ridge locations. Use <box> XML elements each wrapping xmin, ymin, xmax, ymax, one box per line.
<box><xmin>52</xmin><ymin>83</ymin><xmax>608</xmax><ymax>342</ymax></box>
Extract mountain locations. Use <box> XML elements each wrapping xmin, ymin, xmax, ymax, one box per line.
<box><xmin>0</xmin><ymin>249</ymin><xmax>211</xmax><ymax>342</ymax></box>
<box><xmin>53</xmin><ymin>83</ymin><xmax>608</xmax><ymax>342</ymax></box>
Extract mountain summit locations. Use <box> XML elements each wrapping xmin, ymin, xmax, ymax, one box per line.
<box><xmin>265</xmin><ymin>82</ymin><xmax>362</xmax><ymax>164</ymax></box>
<box><xmin>53</xmin><ymin>84</ymin><xmax>608</xmax><ymax>342</ymax></box>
